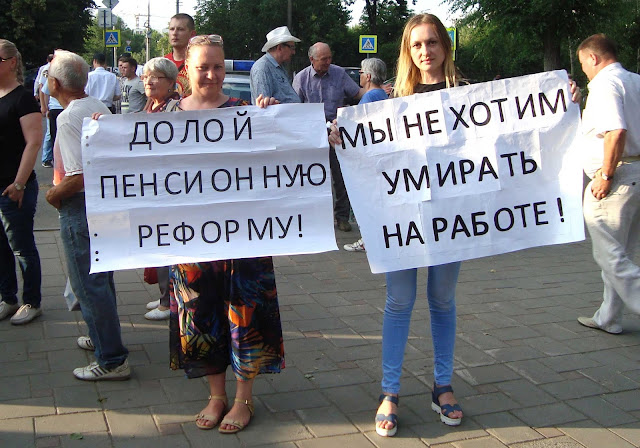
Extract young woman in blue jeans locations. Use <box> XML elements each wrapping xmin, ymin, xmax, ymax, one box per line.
<box><xmin>330</xmin><ymin>13</ymin><xmax>465</xmax><ymax>435</ymax></box>
<box><xmin>329</xmin><ymin>12</ymin><xmax>582</xmax><ymax>438</ymax></box>
<box><xmin>378</xmin><ymin>14</ymin><xmax>465</xmax><ymax>435</ymax></box>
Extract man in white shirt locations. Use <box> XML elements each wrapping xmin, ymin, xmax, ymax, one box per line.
<box><xmin>84</xmin><ymin>52</ymin><xmax>120</xmax><ymax>113</ymax></box>
<box><xmin>45</xmin><ymin>49</ymin><xmax>130</xmax><ymax>381</ymax></box>
<box><xmin>35</xmin><ymin>54</ymin><xmax>56</xmax><ymax>166</ymax></box>
<box><xmin>39</xmin><ymin>71</ymin><xmax>63</xmax><ymax>168</ymax></box>
<box><xmin>576</xmin><ymin>34</ymin><xmax>640</xmax><ymax>334</ymax></box>
<box><xmin>33</xmin><ymin>54</ymin><xmax>53</xmax><ymax>100</ymax></box>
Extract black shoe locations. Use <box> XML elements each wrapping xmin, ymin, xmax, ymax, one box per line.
<box><xmin>42</xmin><ymin>161</ymin><xmax>53</xmax><ymax>168</ymax></box>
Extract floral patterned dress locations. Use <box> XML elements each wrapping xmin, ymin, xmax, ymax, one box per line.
<box><xmin>168</xmin><ymin>97</ymin><xmax>285</xmax><ymax>379</ymax></box>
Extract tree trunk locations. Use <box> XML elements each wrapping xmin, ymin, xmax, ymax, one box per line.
<box><xmin>568</xmin><ymin>37</ymin><xmax>574</xmax><ymax>77</ymax></box>
<box><xmin>542</xmin><ymin>26</ymin><xmax>561</xmax><ymax>71</ymax></box>
<box><xmin>365</xmin><ymin>0</ymin><xmax>377</xmax><ymax>34</ymax></box>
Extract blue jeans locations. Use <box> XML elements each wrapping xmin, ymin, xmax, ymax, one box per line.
<box><xmin>59</xmin><ymin>193</ymin><xmax>127</xmax><ymax>369</ymax></box>
<box><xmin>41</xmin><ymin>120</ymin><xmax>53</xmax><ymax>163</ymax></box>
<box><xmin>382</xmin><ymin>262</ymin><xmax>461</xmax><ymax>394</ymax></box>
<box><xmin>0</xmin><ymin>176</ymin><xmax>41</xmax><ymax>307</ymax></box>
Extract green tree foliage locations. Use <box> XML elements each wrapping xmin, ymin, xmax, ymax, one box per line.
<box><xmin>0</xmin><ymin>0</ymin><xmax>95</xmax><ymax>67</ymax></box>
<box><xmin>355</xmin><ymin>1</ymin><xmax>415</xmax><ymax>76</ymax></box>
<box><xmin>447</xmin><ymin>0</ymin><xmax>618</xmax><ymax>71</ymax></box>
<box><xmin>596</xmin><ymin>1</ymin><xmax>640</xmax><ymax>74</ymax></box>
<box><xmin>453</xmin><ymin>10</ymin><xmax>542</xmax><ymax>82</ymax></box>
<box><xmin>83</xmin><ymin>15</ymin><xmax>165</xmax><ymax>68</ymax></box>
<box><xmin>194</xmin><ymin>0</ymin><xmax>352</xmax><ymax>71</ymax></box>
<box><xmin>447</xmin><ymin>0</ymin><xmax>640</xmax><ymax>83</ymax></box>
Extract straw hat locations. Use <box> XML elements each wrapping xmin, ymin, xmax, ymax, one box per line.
<box><xmin>261</xmin><ymin>26</ymin><xmax>301</xmax><ymax>52</ymax></box>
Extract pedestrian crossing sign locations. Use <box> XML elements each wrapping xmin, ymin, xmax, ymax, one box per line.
<box><xmin>359</xmin><ymin>35</ymin><xmax>377</xmax><ymax>53</ymax></box>
<box><xmin>447</xmin><ymin>27</ymin><xmax>457</xmax><ymax>60</ymax></box>
<box><xmin>105</xmin><ymin>30</ymin><xmax>120</xmax><ymax>48</ymax></box>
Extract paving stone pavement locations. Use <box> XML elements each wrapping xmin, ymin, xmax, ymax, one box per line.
<box><xmin>1</xmin><ymin>220</ymin><xmax>640</xmax><ymax>446</ymax></box>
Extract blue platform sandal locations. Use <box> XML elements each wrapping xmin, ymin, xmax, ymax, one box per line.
<box><xmin>431</xmin><ymin>384</ymin><xmax>463</xmax><ymax>426</ymax></box>
<box><xmin>375</xmin><ymin>394</ymin><xmax>399</xmax><ymax>437</ymax></box>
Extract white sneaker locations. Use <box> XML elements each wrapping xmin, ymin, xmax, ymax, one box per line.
<box><xmin>577</xmin><ymin>316</ymin><xmax>622</xmax><ymax>334</ymax></box>
<box><xmin>144</xmin><ymin>307</ymin><xmax>170</xmax><ymax>320</ymax></box>
<box><xmin>344</xmin><ymin>238</ymin><xmax>365</xmax><ymax>252</ymax></box>
<box><xmin>77</xmin><ymin>336</ymin><xmax>95</xmax><ymax>351</ymax></box>
<box><xmin>146</xmin><ymin>299</ymin><xmax>160</xmax><ymax>310</ymax></box>
<box><xmin>0</xmin><ymin>301</ymin><xmax>20</xmax><ymax>320</ymax></box>
<box><xmin>10</xmin><ymin>304</ymin><xmax>42</xmax><ymax>325</ymax></box>
<box><xmin>73</xmin><ymin>359</ymin><xmax>130</xmax><ymax>381</ymax></box>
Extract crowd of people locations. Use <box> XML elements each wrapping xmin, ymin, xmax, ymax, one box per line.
<box><xmin>0</xmin><ymin>10</ymin><xmax>638</xmax><ymax>439</ymax></box>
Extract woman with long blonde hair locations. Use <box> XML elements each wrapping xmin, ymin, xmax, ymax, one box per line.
<box><xmin>394</xmin><ymin>13</ymin><xmax>461</xmax><ymax>97</ymax></box>
<box><xmin>376</xmin><ymin>14</ymin><xmax>465</xmax><ymax>435</ymax></box>
<box><xmin>330</xmin><ymin>13</ymin><xmax>464</xmax><ymax>436</ymax></box>
<box><xmin>330</xmin><ymin>13</ymin><xmax>581</xmax><ymax>436</ymax></box>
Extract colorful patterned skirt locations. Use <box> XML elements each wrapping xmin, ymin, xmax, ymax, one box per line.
<box><xmin>169</xmin><ymin>256</ymin><xmax>285</xmax><ymax>380</ymax></box>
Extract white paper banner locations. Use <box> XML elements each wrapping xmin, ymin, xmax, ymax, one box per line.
<box><xmin>83</xmin><ymin>103</ymin><xmax>337</xmax><ymax>273</ymax></box>
<box><xmin>336</xmin><ymin>70</ymin><xmax>585</xmax><ymax>274</ymax></box>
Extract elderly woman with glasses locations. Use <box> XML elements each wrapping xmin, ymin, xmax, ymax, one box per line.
<box><xmin>94</xmin><ymin>57</ymin><xmax>180</xmax><ymax>320</ymax></box>
<box><xmin>164</xmin><ymin>34</ymin><xmax>282</xmax><ymax>435</ymax></box>
<box><xmin>141</xmin><ymin>57</ymin><xmax>180</xmax><ymax>113</ymax></box>
<box><xmin>140</xmin><ymin>57</ymin><xmax>180</xmax><ymax>321</ymax></box>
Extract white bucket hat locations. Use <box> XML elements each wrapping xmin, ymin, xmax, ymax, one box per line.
<box><xmin>261</xmin><ymin>26</ymin><xmax>301</xmax><ymax>52</ymax></box>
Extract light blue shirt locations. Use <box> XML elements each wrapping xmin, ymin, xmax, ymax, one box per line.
<box><xmin>40</xmin><ymin>79</ymin><xmax>62</xmax><ymax>110</ymax></box>
<box><xmin>250</xmin><ymin>53</ymin><xmax>300</xmax><ymax>104</ymax></box>
<box><xmin>360</xmin><ymin>88</ymin><xmax>388</xmax><ymax>104</ymax></box>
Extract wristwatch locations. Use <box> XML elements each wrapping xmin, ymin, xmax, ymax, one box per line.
<box><xmin>13</xmin><ymin>182</ymin><xmax>25</xmax><ymax>191</ymax></box>
<box><xmin>601</xmin><ymin>172</ymin><xmax>613</xmax><ymax>181</ymax></box>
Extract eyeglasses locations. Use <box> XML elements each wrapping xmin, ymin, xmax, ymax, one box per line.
<box><xmin>0</xmin><ymin>56</ymin><xmax>14</xmax><ymax>63</ymax></box>
<box><xmin>281</xmin><ymin>43</ymin><xmax>295</xmax><ymax>50</ymax></box>
<box><xmin>188</xmin><ymin>34</ymin><xmax>224</xmax><ymax>47</ymax></box>
<box><xmin>141</xmin><ymin>75</ymin><xmax>167</xmax><ymax>83</ymax></box>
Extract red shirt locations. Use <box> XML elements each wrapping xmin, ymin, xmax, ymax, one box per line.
<box><xmin>165</xmin><ymin>52</ymin><xmax>190</xmax><ymax>97</ymax></box>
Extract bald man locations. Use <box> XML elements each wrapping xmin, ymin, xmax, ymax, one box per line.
<box><xmin>293</xmin><ymin>42</ymin><xmax>365</xmax><ymax>232</ymax></box>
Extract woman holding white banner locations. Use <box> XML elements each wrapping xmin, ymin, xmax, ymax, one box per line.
<box><xmin>330</xmin><ymin>14</ymin><xmax>582</xmax><ymax>437</ymax></box>
<box><xmin>378</xmin><ymin>13</ymin><xmax>465</xmax><ymax>433</ymax></box>
<box><xmin>164</xmin><ymin>34</ymin><xmax>283</xmax><ymax>435</ymax></box>
<box><xmin>330</xmin><ymin>13</ymin><xmax>465</xmax><ymax>435</ymax></box>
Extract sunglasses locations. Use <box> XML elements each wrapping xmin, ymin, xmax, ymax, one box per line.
<box><xmin>188</xmin><ymin>34</ymin><xmax>224</xmax><ymax>47</ymax></box>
